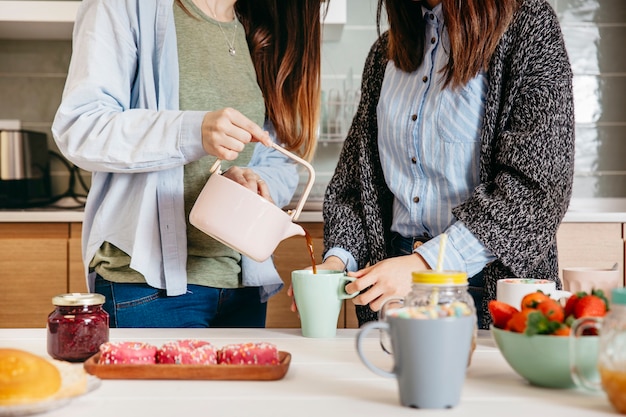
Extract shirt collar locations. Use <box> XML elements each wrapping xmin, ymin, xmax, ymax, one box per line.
<box><xmin>422</xmin><ymin>3</ymin><xmax>443</xmax><ymax>25</ymax></box>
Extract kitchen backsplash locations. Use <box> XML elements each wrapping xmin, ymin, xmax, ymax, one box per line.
<box><xmin>0</xmin><ymin>0</ymin><xmax>625</xmax><ymax>202</ymax></box>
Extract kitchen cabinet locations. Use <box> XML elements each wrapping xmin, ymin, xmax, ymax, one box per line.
<box><xmin>556</xmin><ymin>222</ymin><xmax>624</xmax><ymax>285</ymax></box>
<box><xmin>2</xmin><ymin>219</ymin><xmax>625</xmax><ymax>329</ymax></box>
<box><xmin>0</xmin><ymin>223</ymin><xmax>68</xmax><ymax>328</ymax></box>
<box><xmin>0</xmin><ymin>1</ymin><xmax>79</xmax><ymax>40</ymax></box>
<box><xmin>69</xmin><ymin>223</ymin><xmax>86</xmax><ymax>293</ymax></box>
<box><xmin>0</xmin><ymin>221</ymin><xmax>341</xmax><ymax>329</ymax></box>
<box><xmin>0</xmin><ymin>0</ymin><xmax>347</xmax><ymax>41</ymax></box>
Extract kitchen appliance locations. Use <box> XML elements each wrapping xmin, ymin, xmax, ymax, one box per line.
<box><xmin>189</xmin><ymin>143</ymin><xmax>315</xmax><ymax>262</ymax></box>
<box><xmin>0</xmin><ymin>129</ymin><xmax>52</xmax><ymax>208</ymax></box>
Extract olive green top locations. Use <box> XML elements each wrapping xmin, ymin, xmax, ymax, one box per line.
<box><xmin>90</xmin><ymin>0</ymin><xmax>265</xmax><ymax>288</ymax></box>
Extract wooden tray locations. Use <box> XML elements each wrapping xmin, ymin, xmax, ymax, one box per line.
<box><xmin>83</xmin><ymin>351</ymin><xmax>291</xmax><ymax>381</ymax></box>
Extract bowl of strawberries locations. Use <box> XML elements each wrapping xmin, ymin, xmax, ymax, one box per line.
<box><xmin>490</xmin><ymin>289</ymin><xmax>609</xmax><ymax>388</ymax></box>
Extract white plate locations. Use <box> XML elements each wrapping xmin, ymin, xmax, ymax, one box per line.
<box><xmin>0</xmin><ymin>375</ymin><xmax>100</xmax><ymax>417</ymax></box>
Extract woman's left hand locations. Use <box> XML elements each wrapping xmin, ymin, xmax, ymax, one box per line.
<box><xmin>345</xmin><ymin>253</ymin><xmax>431</xmax><ymax>311</ymax></box>
<box><xmin>222</xmin><ymin>166</ymin><xmax>274</xmax><ymax>203</ymax></box>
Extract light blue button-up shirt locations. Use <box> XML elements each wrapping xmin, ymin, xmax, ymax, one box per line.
<box><xmin>326</xmin><ymin>4</ymin><xmax>496</xmax><ymax>276</ymax></box>
<box><xmin>52</xmin><ymin>0</ymin><xmax>297</xmax><ymax>301</ymax></box>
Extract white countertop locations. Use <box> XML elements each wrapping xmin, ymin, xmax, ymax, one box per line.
<box><xmin>0</xmin><ymin>198</ymin><xmax>626</xmax><ymax>223</ymax></box>
<box><xmin>0</xmin><ymin>328</ymin><xmax>613</xmax><ymax>417</ymax></box>
<box><xmin>2</xmin><ymin>198</ymin><xmax>626</xmax><ymax>223</ymax></box>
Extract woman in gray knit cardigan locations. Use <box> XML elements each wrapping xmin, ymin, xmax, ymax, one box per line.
<box><xmin>318</xmin><ymin>0</ymin><xmax>575</xmax><ymax>329</ymax></box>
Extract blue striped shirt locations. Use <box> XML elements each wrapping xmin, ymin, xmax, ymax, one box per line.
<box><xmin>326</xmin><ymin>3</ymin><xmax>496</xmax><ymax>276</ymax></box>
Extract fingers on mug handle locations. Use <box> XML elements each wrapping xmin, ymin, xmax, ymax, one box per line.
<box><xmin>341</xmin><ymin>276</ymin><xmax>360</xmax><ymax>299</ymax></box>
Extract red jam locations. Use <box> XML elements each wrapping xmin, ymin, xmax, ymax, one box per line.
<box><xmin>47</xmin><ymin>293</ymin><xmax>109</xmax><ymax>362</ymax></box>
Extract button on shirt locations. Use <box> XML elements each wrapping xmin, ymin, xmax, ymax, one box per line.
<box><xmin>326</xmin><ymin>4</ymin><xmax>496</xmax><ymax>276</ymax></box>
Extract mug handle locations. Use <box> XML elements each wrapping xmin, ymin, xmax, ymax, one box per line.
<box><xmin>339</xmin><ymin>276</ymin><xmax>360</xmax><ymax>299</ymax></box>
<box><xmin>570</xmin><ymin>317</ymin><xmax>602</xmax><ymax>391</ymax></box>
<box><xmin>355</xmin><ymin>321</ymin><xmax>395</xmax><ymax>378</ymax></box>
<box><xmin>378</xmin><ymin>298</ymin><xmax>405</xmax><ymax>354</ymax></box>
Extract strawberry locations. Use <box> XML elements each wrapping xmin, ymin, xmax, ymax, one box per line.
<box><xmin>488</xmin><ymin>300</ymin><xmax>519</xmax><ymax>329</ymax></box>
<box><xmin>590</xmin><ymin>288</ymin><xmax>610</xmax><ymax>312</ymax></box>
<box><xmin>520</xmin><ymin>291</ymin><xmax>550</xmax><ymax>310</ymax></box>
<box><xmin>524</xmin><ymin>309</ymin><xmax>561</xmax><ymax>335</ymax></box>
<box><xmin>574</xmin><ymin>294</ymin><xmax>607</xmax><ymax>319</ymax></box>
<box><xmin>506</xmin><ymin>309</ymin><xmax>537</xmax><ymax>333</ymax></box>
<box><xmin>536</xmin><ymin>298</ymin><xmax>564</xmax><ymax>323</ymax></box>
<box><xmin>553</xmin><ymin>324</ymin><xmax>571</xmax><ymax>336</ymax></box>
<box><xmin>564</xmin><ymin>293</ymin><xmax>583</xmax><ymax>319</ymax></box>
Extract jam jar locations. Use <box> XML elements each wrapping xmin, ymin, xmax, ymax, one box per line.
<box><xmin>47</xmin><ymin>293</ymin><xmax>109</xmax><ymax>362</ymax></box>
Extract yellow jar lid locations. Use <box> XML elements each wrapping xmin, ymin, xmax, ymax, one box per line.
<box><xmin>412</xmin><ymin>270</ymin><xmax>468</xmax><ymax>285</ymax></box>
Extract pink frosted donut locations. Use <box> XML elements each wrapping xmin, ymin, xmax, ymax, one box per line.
<box><xmin>218</xmin><ymin>342</ymin><xmax>279</xmax><ymax>365</ymax></box>
<box><xmin>156</xmin><ymin>339</ymin><xmax>217</xmax><ymax>365</ymax></box>
<box><xmin>99</xmin><ymin>341</ymin><xmax>157</xmax><ymax>364</ymax></box>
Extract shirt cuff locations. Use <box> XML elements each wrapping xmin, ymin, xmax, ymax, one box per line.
<box><xmin>415</xmin><ymin>221</ymin><xmax>496</xmax><ymax>276</ymax></box>
<box><xmin>323</xmin><ymin>247</ymin><xmax>358</xmax><ymax>272</ymax></box>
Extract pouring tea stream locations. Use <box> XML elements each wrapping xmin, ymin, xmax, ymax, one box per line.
<box><xmin>189</xmin><ymin>143</ymin><xmax>315</xmax><ymax>262</ymax></box>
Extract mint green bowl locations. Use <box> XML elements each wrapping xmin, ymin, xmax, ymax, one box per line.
<box><xmin>491</xmin><ymin>326</ymin><xmax>599</xmax><ymax>388</ymax></box>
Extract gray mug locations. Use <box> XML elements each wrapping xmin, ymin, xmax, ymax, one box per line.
<box><xmin>356</xmin><ymin>315</ymin><xmax>475</xmax><ymax>409</ymax></box>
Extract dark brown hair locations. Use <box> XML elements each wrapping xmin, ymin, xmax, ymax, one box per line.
<box><xmin>377</xmin><ymin>0</ymin><xmax>520</xmax><ymax>88</ymax></box>
<box><xmin>237</xmin><ymin>0</ymin><xmax>323</xmax><ymax>160</ymax></box>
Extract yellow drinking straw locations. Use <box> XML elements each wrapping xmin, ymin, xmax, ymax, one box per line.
<box><xmin>436</xmin><ymin>233</ymin><xmax>448</xmax><ymax>272</ymax></box>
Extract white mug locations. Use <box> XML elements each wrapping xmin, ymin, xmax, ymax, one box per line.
<box><xmin>496</xmin><ymin>278</ymin><xmax>571</xmax><ymax>309</ymax></box>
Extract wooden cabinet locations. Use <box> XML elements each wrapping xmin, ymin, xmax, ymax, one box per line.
<box><xmin>68</xmin><ymin>223</ymin><xmax>87</xmax><ymax>293</ymax></box>
<box><xmin>556</xmin><ymin>223</ymin><xmax>624</xmax><ymax>285</ymax></box>
<box><xmin>0</xmin><ymin>223</ymin><xmax>69</xmax><ymax>328</ymax></box>
<box><xmin>3</xmin><ymin>220</ymin><xmax>624</xmax><ymax>329</ymax></box>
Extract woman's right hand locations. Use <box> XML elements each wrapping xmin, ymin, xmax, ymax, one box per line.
<box><xmin>288</xmin><ymin>256</ymin><xmax>346</xmax><ymax>314</ymax></box>
<box><xmin>201</xmin><ymin>108</ymin><xmax>272</xmax><ymax>160</ymax></box>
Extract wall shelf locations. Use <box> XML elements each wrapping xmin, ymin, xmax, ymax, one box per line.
<box><xmin>0</xmin><ymin>0</ymin><xmax>346</xmax><ymax>41</ymax></box>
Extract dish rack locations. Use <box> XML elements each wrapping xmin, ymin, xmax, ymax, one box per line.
<box><xmin>319</xmin><ymin>88</ymin><xmax>360</xmax><ymax>143</ymax></box>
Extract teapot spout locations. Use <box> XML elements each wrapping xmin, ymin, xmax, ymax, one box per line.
<box><xmin>285</xmin><ymin>222</ymin><xmax>305</xmax><ymax>239</ymax></box>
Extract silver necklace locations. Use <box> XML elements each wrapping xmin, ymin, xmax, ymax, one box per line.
<box><xmin>205</xmin><ymin>1</ymin><xmax>237</xmax><ymax>56</ymax></box>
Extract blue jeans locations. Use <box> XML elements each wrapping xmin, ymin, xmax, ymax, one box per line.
<box><xmin>389</xmin><ymin>233</ymin><xmax>485</xmax><ymax>326</ymax></box>
<box><xmin>95</xmin><ymin>275</ymin><xmax>267</xmax><ymax>328</ymax></box>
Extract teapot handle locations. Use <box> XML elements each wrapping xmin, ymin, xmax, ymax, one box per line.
<box><xmin>269</xmin><ymin>143</ymin><xmax>315</xmax><ymax>221</ymax></box>
<box><xmin>208</xmin><ymin>143</ymin><xmax>315</xmax><ymax>222</ymax></box>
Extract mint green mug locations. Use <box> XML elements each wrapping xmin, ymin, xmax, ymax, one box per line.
<box><xmin>291</xmin><ymin>270</ymin><xmax>359</xmax><ymax>338</ymax></box>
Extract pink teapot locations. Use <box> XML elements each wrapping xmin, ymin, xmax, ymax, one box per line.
<box><xmin>189</xmin><ymin>143</ymin><xmax>315</xmax><ymax>262</ymax></box>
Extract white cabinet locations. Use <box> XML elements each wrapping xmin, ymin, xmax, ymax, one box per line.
<box><xmin>0</xmin><ymin>0</ymin><xmax>347</xmax><ymax>41</ymax></box>
<box><xmin>321</xmin><ymin>0</ymin><xmax>347</xmax><ymax>41</ymax></box>
<box><xmin>0</xmin><ymin>1</ymin><xmax>80</xmax><ymax>40</ymax></box>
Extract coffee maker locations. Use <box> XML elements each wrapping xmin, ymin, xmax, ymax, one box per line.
<box><xmin>0</xmin><ymin>129</ymin><xmax>52</xmax><ymax>208</ymax></box>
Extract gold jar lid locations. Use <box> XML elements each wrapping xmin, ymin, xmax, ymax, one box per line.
<box><xmin>412</xmin><ymin>270</ymin><xmax>468</xmax><ymax>285</ymax></box>
<box><xmin>52</xmin><ymin>293</ymin><xmax>105</xmax><ymax>306</ymax></box>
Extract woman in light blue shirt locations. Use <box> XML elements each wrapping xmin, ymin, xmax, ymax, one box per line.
<box><xmin>315</xmin><ymin>0</ymin><xmax>575</xmax><ymax>328</ymax></box>
<box><xmin>52</xmin><ymin>0</ymin><xmax>323</xmax><ymax>328</ymax></box>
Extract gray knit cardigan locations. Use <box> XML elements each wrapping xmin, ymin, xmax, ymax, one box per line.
<box><xmin>322</xmin><ymin>0</ymin><xmax>575</xmax><ymax>329</ymax></box>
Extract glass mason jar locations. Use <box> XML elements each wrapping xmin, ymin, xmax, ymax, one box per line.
<box><xmin>47</xmin><ymin>293</ymin><xmax>109</xmax><ymax>362</ymax></box>
<box><xmin>379</xmin><ymin>270</ymin><xmax>477</xmax><ymax>359</ymax></box>
<box><xmin>403</xmin><ymin>270</ymin><xmax>476</xmax><ymax>318</ymax></box>
<box><xmin>597</xmin><ymin>288</ymin><xmax>626</xmax><ymax>413</ymax></box>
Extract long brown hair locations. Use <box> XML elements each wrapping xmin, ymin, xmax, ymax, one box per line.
<box><xmin>237</xmin><ymin>0</ymin><xmax>323</xmax><ymax>160</ymax></box>
<box><xmin>378</xmin><ymin>0</ymin><xmax>520</xmax><ymax>88</ymax></box>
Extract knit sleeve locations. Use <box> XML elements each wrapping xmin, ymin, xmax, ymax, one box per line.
<box><xmin>322</xmin><ymin>34</ymin><xmax>392</xmax><ymax>268</ymax></box>
<box><xmin>452</xmin><ymin>0</ymin><xmax>575</xmax><ymax>277</ymax></box>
